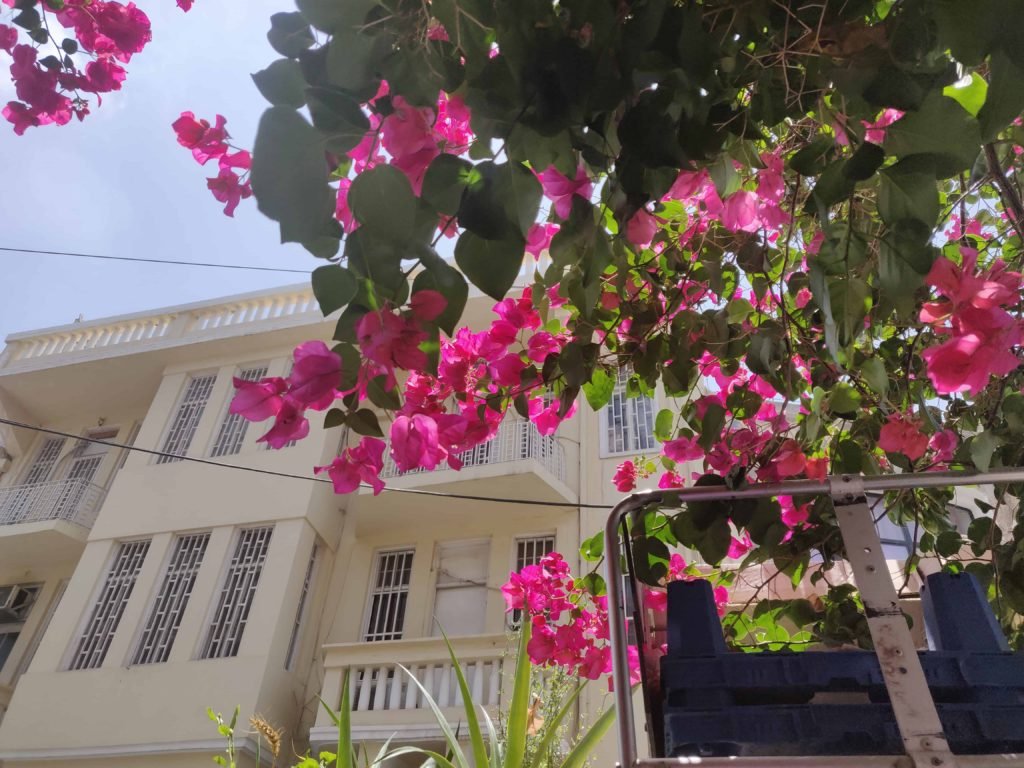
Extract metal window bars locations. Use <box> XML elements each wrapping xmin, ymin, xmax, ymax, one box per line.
<box><xmin>69</xmin><ymin>539</ymin><xmax>150</xmax><ymax>670</ymax></box>
<box><xmin>201</xmin><ymin>526</ymin><xmax>273</xmax><ymax>659</ymax></box>
<box><xmin>605</xmin><ymin>368</ymin><xmax>657</xmax><ymax>454</ymax></box>
<box><xmin>132</xmin><ymin>533</ymin><xmax>210</xmax><ymax>665</ymax></box>
<box><xmin>603</xmin><ymin>470</ymin><xmax>1024</xmax><ymax>768</ymax></box>
<box><xmin>157</xmin><ymin>374</ymin><xmax>217</xmax><ymax>464</ymax></box>
<box><xmin>285</xmin><ymin>543</ymin><xmax>319</xmax><ymax>670</ymax></box>
<box><xmin>210</xmin><ymin>366</ymin><xmax>268</xmax><ymax>457</ymax></box>
<box><xmin>21</xmin><ymin>437</ymin><xmax>65</xmax><ymax>484</ymax></box>
<box><xmin>364</xmin><ymin>549</ymin><xmax>414</xmax><ymax>642</ymax></box>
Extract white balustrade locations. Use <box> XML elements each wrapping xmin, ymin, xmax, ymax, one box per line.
<box><xmin>381</xmin><ymin>414</ymin><xmax>566</xmax><ymax>482</ymax></box>
<box><xmin>0</xmin><ymin>286</ymin><xmax>322</xmax><ymax>370</ymax></box>
<box><xmin>320</xmin><ymin>635</ymin><xmax>507</xmax><ymax>717</ymax></box>
<box><xmin>0</xmin><ymin>479</ymin><xmax>106</xmax><ymax>529</ymax></box>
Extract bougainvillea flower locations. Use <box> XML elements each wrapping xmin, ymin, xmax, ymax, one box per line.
<box><xmin>230</xmin><ymin>376</ymin><xmax>287</xmax><ymax>421</ymax></box>
<box><xmin>316</xmin><ymin>437</ymin><xmax>387</xmax><ymax>495</ymax></box>
<box><xmin>612</xmin><ymin>460</ymin><xmax>637</xmax><ymax>492</ymax></box>
<box><xmin>288</xmin><ymin>341</ymin><xmax>340</xmax><ymax>409</ymax></box>
<box><xmin>390</xmin><ymin>414</ymin><xmax>446</xmax><ymax>472</ymax></box>
<box><xmin>537</xmin><ymin>165</ymin><xmax>592</xmax><ymax>219</ymax></box>
<box><xmin>257</xmin><ymin>397</ymin><xmax>309</xmax><ymax>449</ymax></box>
<box><xmin>878</xmin><ymin>413</ymin><xmax>929</xmax><ymax>461</ymax></box>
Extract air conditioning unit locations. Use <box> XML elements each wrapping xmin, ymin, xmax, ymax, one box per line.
<box><xmin>0</xmin><ymin>585</ymin><xmax>38</xmax><ymax>623</ymax></box>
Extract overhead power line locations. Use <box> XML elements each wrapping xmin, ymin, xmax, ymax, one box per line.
<box><xmin>0</xmin><ymin>417</ymin><xmax>609</xmax><ymax>510</ymax></box>
<box><xmin>0</xmin><ymin>246</ymin><xmax>310</xmax><ymax>275</ymax></box>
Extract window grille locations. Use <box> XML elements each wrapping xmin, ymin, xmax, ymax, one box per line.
<box><xmin>603</xmin><ymin>368</ymin><xmax>656</xmax><ymax>454</ymax></box>
<box><xmin>210</xmin><ymin>366</ymin><xmax>268</xmax><ymax>457</ymax></box>
<box><xmin>133</xmin><ymin>533</ymin><xmax>210</xmax><ymax>665</ymax></box>
<box><xmin>285</xmin><ymin>543</ymin><xmax>319</xmax><ymax>670</ymax></box>
<box><xmin>0</xmin><ymin>631</ymin><xmax>19</xmax><ymax>671</ymax></box>
<box><xmin>364</xmin><ymin>549</ymin><xmax>413</xmax><ymax>642</ymax></box>
<box><xmin>511</xmin><ymin>536</ymin><xmax>555</xmax><ymax>626</ymax></box>
<box><xmin>22</xmin><ymin>437</ymin><xmax>65</xmax><ymax>484</ymax></box>
<box><xmin>69</xmin><ymin>540</ymin><xmax>150</xmax><ymax>670</ymax></box>
<box><xmin>157</xmin><ymin>374</ymin><xmax>217</xmax><ymax>464</ymax></box>
<box><xmin>201</xmin><ymin>527</ymin><xmax>273</xmax><ymax>659</ymax></box>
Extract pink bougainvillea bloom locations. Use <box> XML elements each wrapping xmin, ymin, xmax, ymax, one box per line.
<box><xmin>206</xmin><ymin>168</ymin><xmax>251</xmax><ymax>216</ymax></box>
<box><xmin>794</xmin><ymin>287</ymin><xmax>813</xmax><ymax>309</ymax></box>
<box><xmin>257</xmin><ymin>397</ymin><xmax>310</xmax><ymax>449</ymax></box>
<box><xmin>527</xmin><ymin>332</ymin><xmax>564</xmax><ymax>363</ymax></box>
<box><xmin>381</xmin><ymin>95</ymin><xmax>438</xmax><ymax>192</ymax></box>
<box><xmin>172</xmin><ymin>110</ymin><xmax>208</xmax><ymax>148</ymax></box>
<box><xmin>335</xmin><ymin>178</ymin><xmax>357</xmax><ymax>233</ymax></box>
<box><xmin>921</xmin><ymin>334</ymin><xmax>1019</xmax><ymax>396</ymax></box>
<box><xmin>2</xmin><ymin>101</ymin><xmax>39</xmax><ymax>135</ymax></box>
<box><xmin>82</xmin><ymin>58</ymin><xmax>126</xmax><ymax>93</ymax></box>
<box><xmin>230</xmin><ymin>376</ymin><xmax>287</xmax><ymax>421</ymax></box>
<box><xmin>779</xmin><ymin>495</ymin><xmax>811</xmax><ymax>528</ymax></box>
<box><xmin>58</xmin><ymin>0</ymin><xmax>152</xmax><ymax>61</ymax></box>
<box><xmin>527</xmin><ymin>619</ymin><xmax>557</xmax><ymax>665</ymax></box>
<box><xmin>434</xmin><ymin>92</ymin><xmax>472</xmax><ymax>154</ymax></box>
<box><xmin>356</xmin><ymin>309</ymin><xmax>428</xmax><ymax>372</ymax></box>
<box><xmin>494</xmin><ymin>290</ymin><xmax>541</xmax><ymax>330</ymax></box>
<box><xmin>0</xmin><ymin>24</ymin><xmax>18</xmax><ymax>52</ymax></box>
<box><xmin>863</xmin><ymin>108</ymin><xmax>904</xmax><ymax>145</ymax></box>
<box><xmin>878</xmin><ymin>413</ymin><xmax>929</xmax><ymax>461</ymax></box>
<box><xmin>720</xmin><ymin>190</ymin><xmax>759</xmax><ymax>232</ymax></box>
<box><xmin>663</xmin><ymin>435</ymin><xmax>703</xmax><ymax>462</ymax></box>
<box><xmin>218</xmin><ymin>149</ymin><xmax>251</xmax><ymax>171</ymax></box>
<box><xmin>288</xmin><ymin>341</ymin><xmax>341</xmax><ymax>408</ymax></box>
<box><xmin>658</xmin><ymin>470</ymin><xmax>684</xmax><ymax>489</ymax></box>
<box><xmin>805</xmin><ymin>456</ymin><xmax>829</xmax><ymax>480</ymax></box>
<box><xmin>929</xmin><ymin>429</ymin><xmax>958</xmax><ymax>463</ymax></box>
<box><xmin>612</xmin><ymin>460</ymin><xmax>637</xmax><ymax>492</ymax></box>
<box><xmin>410</xmin><ymin>290</ymin><xmax>447</xmax><ymax>322</ymax></box>
<box><xmin>176</xmin><ymin>0</ymin><xmax>194</xmax><ymax>10</ymax></box>
<box><xmin>728</xmin><ymin>531</ymin><xmax>753</xmax><ymax>559</ymax></box>
<box><xmin>390</xmin><ymin>413</ymin><xmax>446</xmax><ymax>472</ymax></box>
<box><xmin>316</xmin><ymin>437</ymin><xmax>387</xmax><ymax>495</ymax></box>
<box><xmin>537</xmin><ymin>165</ymin><xmax>592</xmax><ymax>219</ymax></box>
<box><xmin>663</xmin><ymin>169</ymin><xmax>708</xmax><ymax>200</ymax></box>
<box><xmin>525</xmin><ymin>223</ymin><xmax>559</xmax><ymax>258</ymax></box>
<box><xmin>528</xmin><ymin>397</ymin><xmax>577</xmax><ymax>436</ymax></box>
<box><xmin>625</xmin><ymin>208</ymin><xmax>658</xmax><ymax>248</ymax></box>
<box><xmin>772</xmin><ymin>439</ymin><xmax>806</xmax><ymax>477</ymax></box>
<box><xmin>488</xmin><ymin>353</ymin><xmax>526</xmax><ymax>387</ymax></box>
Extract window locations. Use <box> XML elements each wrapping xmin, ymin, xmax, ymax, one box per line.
<box><xmin>364</xmin><ymin>549</ymin><xmax>414</xmax><ymax>642</ymax></box>
<box><xmin>210</xmin><ymin>366</ymin><xmax>268</xmax><ymax>457</ymax></box>
<box><xmin>201</xmin><ymin>527</ymin><xmax>273</xmax><ymax>659</ymax></box>
<box><xmin>510</xmin><ymin>536</ymin><xmax>554</xmax><ymax>626</ymax></box>
<box><xmin>285</xmin><ymin>543</ymin><xmax>319</xmax><ymax>670</ymax></box>
<box><xmin>21</xmin><ymin>437</ymin><xmax>65</xmax><ymax>484</ymax></box>
<box><xmin>69</xmin><ymin>540</ymin><xmax>150</xmax><ymax>670</ymax></box>
<box><xmin>157</xmin><ymin>374</ymin><xmax>217</xmax><ymax>464</ymax></box>
<box><xmin>602</xmin><ymin>368</ymin><xmax>656</xmax><ymax>455</ymax></box>
<box><xmin>432</xmin><ymin>539</ymin><xmax>489</xmax><ymax>638</ymax></box>
<box><xmin>133</xmin><ymin>533</ymin><xmax>210</xmax><ymax>665</ymax></box>
<box><xmin>0</xmin><ymin>582</ymin><xmax>42</xmax><ymax>673</ymax></box>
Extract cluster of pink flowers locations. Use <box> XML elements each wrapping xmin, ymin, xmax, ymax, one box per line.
<box><xmin>918</xmin><ymin>248</ymin><xmax>1022</xmax><ymax>395</ymax></box>
<box><xmin>172</xmin><ymin>111</ymin><xmax>253</xmax><ymax>215</ymax></box>
<box><xmin>501</xmin><ymin>552</ymin><xmax>640</xmax><ymax>684</ymax></box>
<box><xmin>2</xmin><ymin>0</ymin><xmax>187</xmax><ymax>133</ymax></box>
<box><xmin>878</xmin><ymin>411</ymin><xmax>959</xmax><ymax>467</ymax></box>
<box><xmin>641</xmin><ymin>554</ymin><xmax>729</xmax><ymax>614</ymax></box>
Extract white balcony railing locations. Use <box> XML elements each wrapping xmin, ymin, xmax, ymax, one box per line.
<box><xmin>381</xmin><ymin>415</ymin><xmax>565</xmax><ymax>482</ymax></box>
<box><xmin>0</xmin><ymin>479</ymin><xmax>106</xmax><ymax>529</ymax></box>
<box><xmin>0</xmin><ymin>285</ymin><xmax>320</xmax><ymax>370</ymax></box>
<box><xmin>320</xmin><ymin>635</ymin><xmax>507</xmax><ymax>717</ymax></box>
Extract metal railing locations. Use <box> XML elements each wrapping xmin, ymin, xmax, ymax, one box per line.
<box><xmin>0</xmin><ymin>479</ymin><xmax>106</xmax><ymax>529</ymax></box>
<box><xmin>380</xmin><ymin>415</ymin><xmax>566</xmax><ymax>481</ymax></box>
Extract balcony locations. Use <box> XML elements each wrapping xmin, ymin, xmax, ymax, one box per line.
<box><xmin>311</xmin><ymin>634</ymin><xmax>509</xmax><ymax>746</ymax></box>
<box><xmin>0</xmin><ymin>479</ymin><xmax>106</xmax><ymax>566</ymax></box>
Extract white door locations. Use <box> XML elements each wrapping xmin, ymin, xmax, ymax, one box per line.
<box><xmin>432</xmin><ymin>539</ymin><xmax>490</xmax><ymax>637</ymax></box>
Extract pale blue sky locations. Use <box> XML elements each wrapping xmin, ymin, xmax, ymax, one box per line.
<box><xmin>0</xmin><ymin>0</ymin><xmax>314</xmax><ymax>341</ymax></box>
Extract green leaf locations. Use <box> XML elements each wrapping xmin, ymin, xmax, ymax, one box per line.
<box><xmin>843</xmin><ymin>142</ymin><xmax>885</xmax><ymax>182</ymax></box>
<box><xmin>654</xmin><ymin>409</ymin><xmax>674</xmax><ymax>442</ymax></box>
<box><xmin>583</xmin><ymin>368</ymin><xmax>615</xmax><ymax>410</ymax></box>
<box><xmin>390</xmin><ymin>669</ymin><xmax>470</xmax><ymax>768</ymax></box>
<box><xmin>312</xmin><ymin>265</ymin><xmax>358</xmax><ymax>316</ymax></box>
<box><xmin>251</xmin><ymin>107</ymin><xmax>336</xmax><ymax>248</ymax></box>
<box><xmin>348</xmin><ymin>409</ymin><xmax>384</xmax><ymax>437</ymax></box>
<box><xmin>422</xmin><ymin>154</ymin><xmax>474</xmax><ymax>216</ymax></box>
<box><xmin>252</xmin><ymin>59</ymin><xmax>307</xmax><ymax>108</ymax></box>
<box><xmin>504</xmin><ymin>622</ymin><xmax>532</xmax><ymax>768</ymax></box>
<box><xmin>495</xmin><ymin>162</ymin><xmax>543</xmax><ymax>238</ymax></box>
<box><xmin>943</xmin><ymin>72</ymin><xmax>988</xmax><ymax>117</ymax></box>
<box><xmin>306</xmin><ymin>86</ymin><xmax>371</xmax><ymax>155</ymax></box>
<box><xmin>267</xmin><ymin>12</ymin><xmax>315</xmax><ymax>58</ymax></box>
<box><xmin>788</xmin><ymin>136</ymin><xmax>833</xmax><ymax>176</ymax></box>
<box><xmin>935</xmin><ymin>530</ymin><xmax>963</xmax><ymax>557</ymax></box>
<box><xmin>979</xmin><ymin>50</ymin><xmax>1024</xmax><ymax>142</ymax></box>
<box><xmin>441</xmin><ymin>630</ymin><xmax>489</xmax><ymax>768</ymax></box>
<box><xmin>366</xmin><ymin>376</ymin><xmax>401</xmax><ymax>410</ymax></box>
<box><xmin>878</xmin><ymin>163</ymin><xmax>940</xmax><ymax>229</ymax></box>
<box><xmin>348</xmin><ymin>164</ymin><xmax>417</xmax><ymax>244</ymax></box>
<box><xmin>454</xmin><ymin>231</ymin><xmax>525</xmax><ymax>301</ymax></box>
<box><xmin>297</xmin><ymin>0</ymin><xmax>376</xmax><ymax>33</ymax></box>
<box><xmin>861</xmin><ymin>357</ymin><xmax>889</xmax><ymax>399</ymax></box>
<box><xmin>579</xmin><ymin>531</ymin><xmax>604</xmax><ymax>561</ymax></box>
<box><xmin>826</xmin><ymin>383</ymin><xmax>861</xmax><ymax>416</ymax></box>
<box><xmin>697</xmin><ymin>517</ymin><xmax>732</xmax><ymax>565</ymax></box>
<box><xmin>970</xmin><ymin>431</ymin><xmax>1001</xmax><ymax>472</ymax></box>
<box><xmin>534</xmin><ymin>684</ymin><xmax>585</xmax><ymax>764</ymax></box>
<box><xmin>708</xmin><ymin>153</ymin><xmax>741</xmax><ymax>197</ymax></box>
<box><xmin>326</xmin><ymin>29</ymin><xmax>386</xmax><ymax>100</ymax></box>
<box><xmin>698</xmin><ymin>402</ymin><xmax>726</xmax><ymax>451</ymax></box>
<box><xmin>885</xmin><ymin>92</ymin><xmax>983</xmax><ymax>177</ymax></box>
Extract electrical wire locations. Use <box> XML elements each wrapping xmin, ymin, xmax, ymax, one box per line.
<box><xmin>0</xmin><ymin>246</ymin><xmax>310</xmax><ymax>274</ymax></box>
<box><xmin>0</xmin><ymin>417</ymin><xmax>611</xmax><ymax>509</ymax></box>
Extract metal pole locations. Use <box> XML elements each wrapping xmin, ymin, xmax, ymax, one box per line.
<box><xmin>604</xmin><ymin>470</ymin><xmax>1024</xmax><ymax>768</ymax></box>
